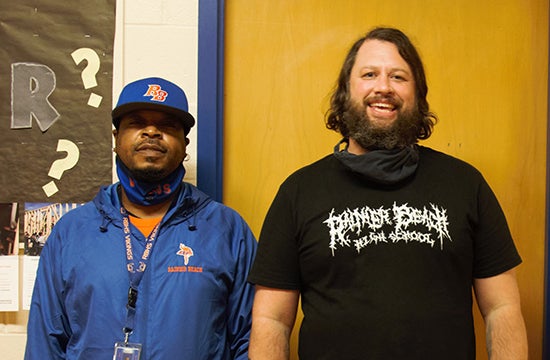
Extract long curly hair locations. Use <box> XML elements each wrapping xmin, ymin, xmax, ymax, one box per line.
<box><xmin>325</xmin><ymin>27</ymin><xmax>437</xmax><ymax>140</ymax></box>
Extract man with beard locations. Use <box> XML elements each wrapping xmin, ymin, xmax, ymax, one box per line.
<box><xmin>25</xmin><ymin>77</ymin><xmax>257</xmax><ymax>360</ymax></box>
<box><xmin>247</xmin><ymin>28</ymin><xmax>527</xmax><ymax>360</ymax></box>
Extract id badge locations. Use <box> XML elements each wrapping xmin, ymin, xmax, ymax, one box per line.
<box><xmin>113</xmin><ymin>342</ymin><xmax>142</xmax><ymax>360</ymax></box>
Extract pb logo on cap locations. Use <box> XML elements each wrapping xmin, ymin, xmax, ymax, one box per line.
<box><xmin>143</xmin><ymin>84</ymin><xmax>168</xmax><ymax>102</ymax></box>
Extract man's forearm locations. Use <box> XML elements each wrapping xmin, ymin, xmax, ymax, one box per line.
<box><xmin>485</xmin><ymin>305</ymin><xmax>528</xmax><ymax>359</ymax></box>
<box><xmin>248</xmin><ymin>317</ymin><xmax>292</xmax><ymax>360</ymax></box>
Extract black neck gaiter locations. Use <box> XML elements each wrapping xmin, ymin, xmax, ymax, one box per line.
<box><xmin>333</xmin><ymin>138</ymin><xmax>419</xmax><ymax>185</ymax></box>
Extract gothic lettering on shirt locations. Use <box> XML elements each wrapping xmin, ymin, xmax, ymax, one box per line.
<box><xmin>324</xmin><ymin>202</ymin><xmax>451</xmax><ymax>255</ymax></box>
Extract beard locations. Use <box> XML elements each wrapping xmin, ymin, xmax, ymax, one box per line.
<box><xmin>124</xmin><ymin>139</ymin><xmax>181</xmax><ymax>183</ymax></box>
<box><xmin>342</xmin><ymin>97</ymin><xmax>422</xmax><ymax>150</ymax></box>
<box><xmin>130</xmin><ymin>166</ymin><xmax>169</xmax><ymax>183</ymax></box>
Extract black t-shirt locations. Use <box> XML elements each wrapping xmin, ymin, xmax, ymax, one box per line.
<box><xmin>248</xmin><ymin>146</ymin><xmax>522</xmax><ymax>360</ymax></box>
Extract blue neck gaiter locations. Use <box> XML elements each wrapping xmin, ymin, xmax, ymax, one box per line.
<box><xmin>116</xmin><ymin>157</ymin><xmax>185</xmax><ymax>206</ymax></box>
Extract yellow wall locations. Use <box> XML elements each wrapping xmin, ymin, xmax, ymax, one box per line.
<box><xmin>224</xmin><ymin>1</ymin><xmax>548</xmax><ymax>359</ymax></box>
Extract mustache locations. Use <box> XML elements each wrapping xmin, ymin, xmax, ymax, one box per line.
<box><xmin>363</xmin><ymin>95</ymin><xmax>403</xmax><ymax>108</ymax></box>
<box><xmin>135</xmin><ymin>139</ymin><xmax>167</xmax><ymax>152</ymax></box>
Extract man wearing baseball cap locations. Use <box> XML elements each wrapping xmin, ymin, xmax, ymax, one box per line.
<box><xmin>26</xmin><ymin>77</ymin><xmax>257</xmax><ymax>360</ymax></box>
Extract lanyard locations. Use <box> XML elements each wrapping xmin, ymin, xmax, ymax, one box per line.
<box><xmin>121</xmin><ymin>207</ymin><xmax>160</xmax><ymax>343</ymax></box>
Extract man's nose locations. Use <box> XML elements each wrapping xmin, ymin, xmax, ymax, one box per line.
<box><xmin>142</xmin><ymin>125</ymin><xmax>162</xmax><ymax>137</ymax></box>
<box><xmin>373</xmin><ymin>75</ymin><xmax>392</xmax><ymax>94</ymax></box>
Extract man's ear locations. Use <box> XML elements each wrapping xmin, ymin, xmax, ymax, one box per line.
<box><xmin>112</xmin><ymin>129</ymin><xmax>118</xmax><ymax>154</ymax></box>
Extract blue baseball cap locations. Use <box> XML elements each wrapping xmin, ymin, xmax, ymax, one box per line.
<box><xmin>112</xmin><ymin>77</ymin><xmax>195</xmax><ymax>135</ymax></box>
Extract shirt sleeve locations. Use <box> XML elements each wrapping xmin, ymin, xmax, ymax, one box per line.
<box><xmin>228</xmin><ymin>217</ymin><xmax>258</xmax><ymax>360</ymax></box>
<box><xmin>472</xmin><ymin>177</ymin><xmax>522</xmax><ymax>278</ymax></box>
<box><xmin>25</xmin><ymin>227</ymin><xmax>71</xmax><ymax>359</ymax></box>
<box><xmin>248</xmin><ymin>178</ymin><xmax>302</xmax><ymax>290</ymax></box>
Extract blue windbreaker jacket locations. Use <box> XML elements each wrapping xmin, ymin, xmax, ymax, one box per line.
<box><xmin>25</xmin><ymin>182</ymin><xmax>257</xmax><ymax>359</ymax></box>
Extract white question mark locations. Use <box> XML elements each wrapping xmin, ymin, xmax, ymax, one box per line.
<box><xmin>71</xmin><ymin>48</ymin><xmax>102</xmax><ymax>108</ymax></box>
<box><xmin>42</xmin><ymin>139</ymin><xmax>80</xmax><ymax>197</ymax></box>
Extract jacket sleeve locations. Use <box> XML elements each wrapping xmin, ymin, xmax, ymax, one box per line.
<box><xmin>227</xmin><ymin>219</ymin><xmax>258</xmax><ymax>360</ymax></box>
<box><xmin>25</xmin><ymin>227</ymin><xmax>71</xmax><ymax>359</ymax></box>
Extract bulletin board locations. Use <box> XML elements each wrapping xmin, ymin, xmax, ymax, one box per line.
<box><xmin>0</xmin><ymin>0</ymin><xmax>115</xmax><ymax>204</ymax></box>
<box><xmin>0</xmin><ymin>0</ymin><xmax>226</xmax><ymax>314</ymax></box>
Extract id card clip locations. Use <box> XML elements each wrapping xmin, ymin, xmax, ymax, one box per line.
<box><xmin>113</xmin><ymin>341</ymin><xmax>142</xmax><ymax>360</ymax></box>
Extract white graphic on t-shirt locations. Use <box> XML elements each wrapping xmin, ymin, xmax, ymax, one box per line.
<box><xmin>324</xmin><ymin>202</ymin><xmax>451</xmax><ymax>256</ymax></box>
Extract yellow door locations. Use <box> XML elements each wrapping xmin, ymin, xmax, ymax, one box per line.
<box><xmin>224</xmin><ymin>1</ymin><xmax>548</xmax><ymax>359</ymax></box>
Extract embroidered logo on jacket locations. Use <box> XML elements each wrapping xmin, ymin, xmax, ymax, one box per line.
<box><xmin>176</xmin><ymin>243</ymin><xmax>194</xmax><ymax>265</ymax></box>
<box><xmin>168</xmin><ymin>243</ymin><xmax>203</xmax><ymax>273</ymax></box>
<box><xmin>324</xmin><ymin>202</ymin><xmax>451</xmax><ymax>256</ymax></box>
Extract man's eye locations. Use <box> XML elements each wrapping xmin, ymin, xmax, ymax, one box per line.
<box><xmin>362</xmin><ymin>72</ymin><xmax>375</xmax><ymax>78</ymax></box>
<box><xmin>391</xmin><ymin>73</ymin><xmax>409</xmax><ymax>81</ymax></box>
<box><xmin>127</xmin><ymin>119</ymin><xmax>144</xmax><ymax>127</ymax></box>
<box><xmin>160</xmin><ymin>122</ymin><xmax>180</xmax><ymax>130</ymax></box>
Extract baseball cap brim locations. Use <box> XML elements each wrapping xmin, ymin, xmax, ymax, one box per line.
<box><xmin>112</xmin><ymin>102</ymin><xmax>195</xmax><ymax>135</ymax></box>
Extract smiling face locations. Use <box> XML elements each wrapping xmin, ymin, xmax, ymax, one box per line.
<box><xmin>113</xmin><ymin>110</ymin><xmax>187</xmax><ymax>182</ymax></box>
<box><xmin>349</xmin><ymin>39</ymin><xmax>416</xmax><ymax>129</ymax></box>
<box><xmin>342</xmin><ymin>39</ymin><xmax>419</xmax><ymax>153</ymax></box>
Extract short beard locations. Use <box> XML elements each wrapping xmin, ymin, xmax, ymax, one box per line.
<box><xmin>342</xmin><ymin>99</ymin><xmax>422</xmax><ymax>150</ymax></box>
<box><xmin>130</xmin><ymin>166</ymin><xmax>169</xmax><ymax>183</ymax></box>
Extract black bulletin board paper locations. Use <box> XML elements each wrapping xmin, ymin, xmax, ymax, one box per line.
<box><xmin>0</xmin><ymin>1</ymin><xmax>115</xmax><ymax>203</ymax></box>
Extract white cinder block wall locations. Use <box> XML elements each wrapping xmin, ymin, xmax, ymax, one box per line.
<box><xmin>1</xmin><ymin>1</ymin><xmax>198</xmax><ymax>358</ymax></box>
<box><xmin>114</xmin><ymin>0</ymin><xmax>199</xmax><ymax>184</ymax></box>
